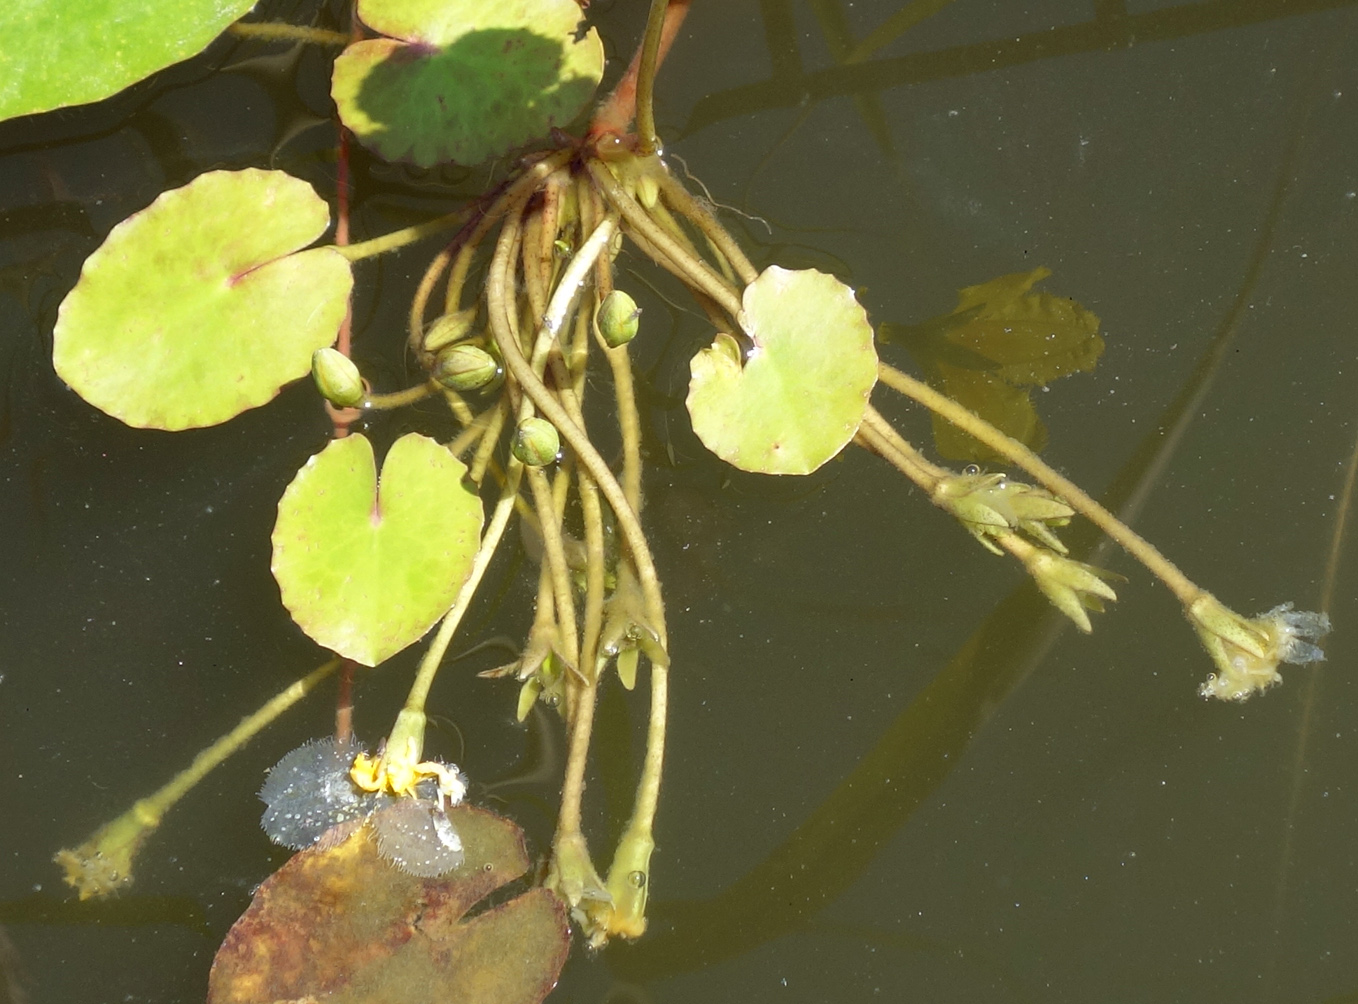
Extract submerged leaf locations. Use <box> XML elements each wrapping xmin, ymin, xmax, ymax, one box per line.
<box><xmin>687</xmin><ymin>266</ymin><xmax>878</xmax><ymax>475</ymax></box>
<box><xmin>271</xmin><ymin>433</ymin><xmax>484</xmax><ymax>666</ymax></box>
<box><xmin>209</xmin><ymin>806</ymin><xmax>569</xmax><ymax>1004</ymax></box>
<box><xmin>332</xmin><ymin>0</ymin><xmax>604</xmax><ymax>166</ymax></box>
<box><xmin>884</xmin><ymin>267</ymin><xmax>1102</xmax><ymax>462</ymax></box>
<box><xmin>0</xmin><ymin>1</ymin><xmax>254</xmax><ymax>122</ymax></box>
<box><xmin>52</xmin><ymin>170</ymin><xmax>352</xmax><ymax>430</ymax></box>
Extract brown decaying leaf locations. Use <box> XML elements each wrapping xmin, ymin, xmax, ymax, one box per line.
<box><xmin>208</xmin><ymin>805</ymin><xmax>569</xmax><ymax>1004</ymax></box>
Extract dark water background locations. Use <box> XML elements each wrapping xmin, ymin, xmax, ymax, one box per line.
<box><xmin>3</xmin><ymin>1</ymin><xmax>1358</xmax><ymax>1001</ymax></box>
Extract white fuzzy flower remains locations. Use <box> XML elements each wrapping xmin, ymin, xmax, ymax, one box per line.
<box><xmin>1192</xmin><ymin>598</ymin><xmax>1331</xmax><ymax>702</ymax></box>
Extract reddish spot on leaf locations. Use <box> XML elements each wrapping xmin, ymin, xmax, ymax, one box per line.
<box><xmin>208</xmin><ymin>805</ymin><xmax>569</xmax><ymax>1004</ymax></box>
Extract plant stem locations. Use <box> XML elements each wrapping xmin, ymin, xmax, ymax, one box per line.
<box><xmin>362</xmin><ymin>382</ymin><xmax>435</xmax><ymax>410</ymax></box>
<box><xmin>401</xmin><ymin>458</ymin><xmax>526</xmax><ymax>720</ymax></box>
<box><xmin>228</xmin><ymin>22</ymin><xmax>352</xmax><ymax>46</ymax></box>
<box><xmin>656</xmin><ymin>172</ymin><xmax>759</xmax><ymax>285</ymax></box>
<box><xmin>590</xmin><ymin>1</ymin><xmax>693</xmax><ymax>141</ymax></box>
<box><xmin>54</xmin><ymin>658</ymin><xmax>341</xmax><ymax>899</ymax></box>
<box><xmin>528</xmin><ymin>466</ymin><xmax>580</xmax><ymax>667</ymax></box>
<box><xmin>854</xmin><ymin>407</ymin><xmax>945</xmax><ymax>492</ymax></box>
<box><xmin>877</xmin><ymin>362</ymin><xmax>1203</xmax><ymax>605</ymax></box>
<box><xmin>336</xmin><ymin>208</ymin><xmax>470</xmax><ymax>261</ymax></box>
<box><xmin>586</xmin><ymin>159</ymin><xmax>743</xmax><ymax>320</ymax></box>
<box><xmin>635</xmin><ymin>0</ymin><xmax>672</xmax><ymax>155</ymax></box>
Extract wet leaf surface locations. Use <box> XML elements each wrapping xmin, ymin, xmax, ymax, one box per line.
<box><xmin>209</xmin><ymin>805</ymin><xmax>569</xmax><ymax>1004</ymax></box>
<box><xmin>332</xmin><ymin>0</ymin><xmax>604</xmax><ymax>166</ymax></box>
<box><xmin>686</xmin><ymin>266</ymin><xmax>878</xmax><ymax>475</ymax></box>
<box><xmin>52</xmin><ymin>169</ymin><xmax>352</xmax><ymax>430</ymax></box>
<box><xmin>0</xmin><ymin>0</ymin><xmax>254</xmax><ymax>121</ymax></box>
<box><xmin>271</xmin><ymin>433</ymin><xmax>484</xmax><ymax>666</ymax></box>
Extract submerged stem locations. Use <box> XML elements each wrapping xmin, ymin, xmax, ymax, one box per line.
<box><xmin>877</xmin><ymin>362</ymin><xmax>1202</xmax><ymax>605</ymax></box>
<box><xmin>55</xmin><ymin>658</ymin><xmax>341</xmax><ymax>899</ymax></box>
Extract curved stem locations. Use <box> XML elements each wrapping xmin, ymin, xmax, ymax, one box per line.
<box><xmin>586</xmin><ymin>159</ymin><xmax>743</xmax><ymax>320</ymax></box>
<box><xmin>877</xmin><ymin>362</ymin><xmax>1203</xmax><ymax>605</ymax></box>
<box><xmin>656</xmin><ymin>172</ymin><xmax>759</xmax><ymax>285</ymax></box>
<box><xmin>362</xmin><ymin>382</ymin><xmax>436</xmax><ymax>410</ymax></box>
<box><xmin>635</xmin><ymin>0</ymin><xmax>671</xmax><ymax>155</ymax></box>
<box><xmin>528</xmin><ymin>466</ymin><xmax>580</xmax><ymax>668</ymax></box>
<box><xmin>589</xmin><ymin>1</ymin><xmax>692</xmax><ymax>141</ymax></box>
<box><xmin>409</xmin><ymin>242</ymin><xmax>457</xmax><ymax>355</ymax></box>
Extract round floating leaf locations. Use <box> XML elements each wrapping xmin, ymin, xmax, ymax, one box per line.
<box><xmin>208</xmin><ymin>806</ymin><xmax>569</xmax><ymax>1004</ymax></box>
<box><xmin>271</xmin><ymin>433</ymin><xmax>484</xmax><ymax>667</ymax></box>
<box><xmin>0</xmin><ymin>1</ymin><xmax>255</xmax><ymax>122</ymax></box>
<box><xmin>687</xmin><ymin>266</ymin><xmax>879</xmax><ymax>475</ymax></box>
<box><xmin>53</xmin><ymin>169</ymin><xmax>352</xmax><ymax>430</ymax></box>
<box><xmin>332</xmin><ymin>0</ymin><xmax>604</xmax><ymax>166</ymax></box>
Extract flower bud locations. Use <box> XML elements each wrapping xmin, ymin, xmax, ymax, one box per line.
<box><xmin>597</xmin><ymin>290</ymin><xmax>641</xmax><ymax>348</ymax></box>
<box><xmin>512</xmin><ymin>417</ymin><xmax>561</xmax><ymax>467</ymax></box>
<box><xmin>433</xmin><ymin>344</ymin><xmax>499</xmax><ymax>391</ymax></box>
<box><xmin>311</xmin><ymin>347</ymin><xmax>364</xmax><ymax>408</ymax></box>
<box><xmin>423</xmin><ymin>308</ymin><xmax>477</xmax><ymax>354</ymax></box>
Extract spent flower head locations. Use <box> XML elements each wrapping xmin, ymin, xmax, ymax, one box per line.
<box><xmin>1189</xmin><ymin>594</ymin><xmax>1331</xmax><ymax>701</ymax></box>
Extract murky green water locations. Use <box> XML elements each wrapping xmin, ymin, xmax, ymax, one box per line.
<box><xmin>4</xmin><ymin>1</ymin><xmax>1358</xmax><ymax>1001</ymax></box>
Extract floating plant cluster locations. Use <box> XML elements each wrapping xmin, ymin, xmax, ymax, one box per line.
<box><xmin>260</xmin><ymin>736</ymin><xmax>467</xmax><ymax>877</ymax></box>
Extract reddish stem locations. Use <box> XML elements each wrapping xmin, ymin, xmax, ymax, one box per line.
<box><xmin>588</xmin><ymin>0</ymin><xmax>692</xmax><ymax>144</ymax></box>
<box><xmin>334</xmin><ymin>659</ymin><xmax>355</xmax><ymax>743</ymax></box>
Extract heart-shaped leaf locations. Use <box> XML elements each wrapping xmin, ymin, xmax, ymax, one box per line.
<box><xmin>271</xmin><ymin>433</ymin><xmax>484</xmax><ymax>666</ymax></box>
<box><xmin>52</xmin><ymin>169</ymin><xmax>352</xmax><ymax>430</ymax></box>
<box><xmin>0</xmin><ymin>1</ymin><xmax>255</xmax><ymax>122</ymax></box>
<box><xmin>687</xmin><ymin>266</ymin><xmax>878</xmax><ymax>475</ymax></box>
<box><xmin>208</xmin><ymin>805</ymin><xmax>569</xmax><ymax>1004</ymax></box>
<box><xmin>331</xmin><ymin>0</ymin><xmax>604</xmax><ymax>166</ymax></box>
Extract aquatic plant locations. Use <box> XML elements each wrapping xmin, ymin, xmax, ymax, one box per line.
<box><xmin>9</xmin><ymin>0</ymin><xmax>1333</xmax><ymax>994</ymax></box>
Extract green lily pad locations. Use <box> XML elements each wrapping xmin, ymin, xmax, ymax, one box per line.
<box><xmin>332</xmin><ymin>0</ymin><xmax>604</xmax><ymax>166</ymax></box>
<box><xmin>52</xmin><ymin>169</ymin><xmax>352</xmax><ymax>431</ymax></box>
<box><xmin>687</xmin><ymin>266</ymin><xmax>878</xmax><ymax>476</ymax></box>
<box><xmin>0</xmin><ymin>1</ymin><xmax>255</xmax><ymax>122</ymax></box>
<box><xmin>271</xmin><ymin>433</ymin><xmax>484</xmax><ymax>667</ymax></box>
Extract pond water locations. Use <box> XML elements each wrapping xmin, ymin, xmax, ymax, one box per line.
<box><xmin>3</xmin><ymin>1</ymin><xmax>1358</xmax><ymax>1002</ymax></box>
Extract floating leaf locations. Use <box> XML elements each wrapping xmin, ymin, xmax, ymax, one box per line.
<box><xmin>686</xmin><ymin>266</ymin><xmax>878</xmax><ymax>475</ymax></box>
<box><xmin>882</xmin><ymin>267</ymin><xmax>1102</xmax><ymax>463</ymax></box>
<box><xmin>332</xmin><ymin>0</ymin><xmax>604</xmax><ymax>166</ymax></box>
<box><xmin>0</xmin><ymin>1</ymin><xmax>254</xmax><ymax>122</ymax></box>
<box><xmin>208</xmin><ymin>806</ymin><xmax>569</xmax><ymax>1004</ymax></box>
<box><xmin>271</xmin><ymin>433</ymin><xmax>484</xmax><ymax>667</ymax></box>
<box><xmin>52</xmin><ymin>169</ymin><xmax>352</xmax><ymax>430</ymax></box>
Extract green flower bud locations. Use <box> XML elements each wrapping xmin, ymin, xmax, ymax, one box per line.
<box><xmin>311</xmin><ymin>347</ymin><xmax>364</xmax><ymax>408</ymax></box>
<box><xmin>597</xmin><ymin>290</ymin><xmax>641</xmax><ymax>348</ymax></box>
<box><xmin>433</xmin><ymin>344</ymin><xmax>499</xmax><ymax>391</ymax></box>
<box><xmin>512</xmin><ymin>417</ymin><xmax>560</xmax><ymax>467</ymax></box>
<box><xmin>423</xmin><ymin>308</ymin><xmax>477</xmax><ymax>354</ymax></box>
